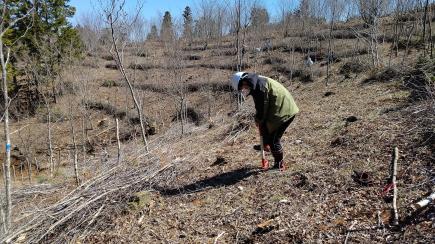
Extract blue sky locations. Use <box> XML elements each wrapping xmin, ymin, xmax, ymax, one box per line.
<box><xmin>69</xmin><ymin>0</ymin><xmax>298</xmax><ymax>26</ymax></box>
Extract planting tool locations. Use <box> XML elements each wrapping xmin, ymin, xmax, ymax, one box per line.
<box><xmin>260</xmin><ymin>134</ymin><xmax>269</xmax><ymax>170</ymax></box>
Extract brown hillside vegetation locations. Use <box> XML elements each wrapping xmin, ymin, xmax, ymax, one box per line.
<box><xmin>1</xmin><ymin>1</ymin><xmax>434</xmax><ymax>243</ymax></box>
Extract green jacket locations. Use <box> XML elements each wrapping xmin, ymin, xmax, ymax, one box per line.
<box><xmin>243</xmin><ymin>73</ymin><xmax>299</xmax><ymax>133</ymax></box>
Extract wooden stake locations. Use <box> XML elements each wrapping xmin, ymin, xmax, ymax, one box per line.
<box><xmin>116</xmin><ymin>118</ymin><xmax>121</xmax><ymax>164</ymax></box>
<box><xmin>392</xmin><ymin>147</ymin><xmax>399</xmax><ymax>226</ymax></box>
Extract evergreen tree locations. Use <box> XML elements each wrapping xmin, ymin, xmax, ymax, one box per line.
<box><xmin>30</xmin><ymin>0</ymin><xmax>83</xmax><ymax>60</ymax></box>
<box><xmin>3</xmin><ymin>0</ymin><xmax>84</xmax><ymax>103</ymax></box>
<box><xmin>250</xmin><ymin>6</ymin><xmax>269</xmax><ymax>29</ymax></box>
<box><xmin>147</xmin><ymin>24</ymin><xmax>159</xmax><ymax>40</ymax></box>
<box><xmin>3</xmin><ymin>0</ymin><xmax>83</xmax><ymax>87</ymax></box>
<box><xmin>296</xmin><ymin>0</ymin><xmax>310</xmax><ymax>18</ymax></box>
<box><xmin>182</xmin><ymin>6</ymin><xmax>193</xmax><ymax>43</ymax></box>
<box><xmin>1</xmin><ymin>0</ymin><xmax>33</xmax><ymax>85</ymax></box>
<box><xmin>160</xmin><ymin>11</ymin><xmax>174</xmax><ymax>41</ymax></box>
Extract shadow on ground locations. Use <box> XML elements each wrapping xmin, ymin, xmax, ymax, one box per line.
<box><xmin>155</xmin><ymin>166</ymin><xmax>260</xmax><ymax>196</ymax></box>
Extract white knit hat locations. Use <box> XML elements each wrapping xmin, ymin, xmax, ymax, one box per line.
<box><xmin>230</xmin><ymin>72</ymin><xmax>247</xmax><ymax>91</ymax></box>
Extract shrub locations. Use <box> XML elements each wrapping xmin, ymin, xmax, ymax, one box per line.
<box><xmin>101</xmin><ymin>80</ymin><xmax>120</xmax><ymax>88</ymax></box>
<box><xmin>363</xmin><ymin>66</ymin><xmax>403</xmax><ymax>83</ymax></box>
<box><xmin>58</xmin><ymin>81</ymin><xmax>78</xmax><ymax>95</ymax></box>
<box><xmin>127</xmin><ymin>114</ymin><xmax>158</xmax><ymax>135</ymax></box>
<box><xmin>101</xmin><ymin>54</ymin><xmax>114</xmax><ymax>61</ymax></box>
<box><xmin>272</xmin><ymin>64</ymin><xmax>303</xmax><ymax>80</ymax></box>
<box><xmin>336</xmin><ymin>48</ymin><xmax>368</xmax><ymax>59</ymax></box>
<box><xmin>212</xmin><ymin>49</ymin><xmax>237</xmax><ymax>56</ymax></box>
<box><xmin>105</xmin><ymin>63</ymin><xmax>118</xmax><ymax>70</ymax></box>
<box><xmin>39</xmin><ymin>108</ymin><xmax>66</xmax><ymax>123</ymax></box>
<box><xmin>135</xmin><ymin>51</ymin><xmax>150</xmax><ymax>57</ymax></box>
<box><xmin>263</xmin><ymin>57</ymin><xmax>286</xmax><ymax>65</ymax></box>
<box><xmin>128</xmin><ymin>63</ymin><xmax>161</xmax><ymax>70</ymax></box>
<box><xmin>404</xmin><ymin>57</ymin><xmax>435</xmax><ymax>101</ymax></box>
<box><xmin>172</xmin><ymin>107</ymin><xmax>205</xmax><ymax>126</ymax></box>
<box><xmin>84</xmin><ymin>100</ymin><xmax>126</xmax><ymax>119</ymax></box>
<box><xmin>395</xmin><ymin>39</ymin><xmax>425</xmax><ymax>50</ymax></box>
<box><xmin>340</xmin><ymin>60</ymin><xmax>370</xmax><ymax>75</ymax></box>
<box><xmin>134</xmin><ymin>83</ymin><xmax>167</xmax><ymax>93</ymax></box>
<box><xmin>299</xmin><ymin>70</ymin><xmax>314</xmax><ymax>83</ymax></box>
<box><xmin>199</xmin><ymin>63</ymin><xmax>250</xmax><ymax>71</ymax></box>
<box><xmin>81</xmin><ymin>59</ymin><xmax>99</xmax><ymax>68</ymax></box>
<box><xmin>314</xmin><ymin>30</ymin><xmax>357</xmax><ymax>40</ymax></box>
<box><xmin>183</xmin><ymin>55</ymin><xmax>202</xmax><ymax>60</ymax></box>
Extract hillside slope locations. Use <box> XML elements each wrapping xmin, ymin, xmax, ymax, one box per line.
<box><xmin>80</xmin><ymin>73</ymin><xmax>432</xmax><ymax>243</ymax></box>
<box><xmin>2</xmin><ymin>14</ymin><xmax>434</xmax><ymax>243</ymax></box>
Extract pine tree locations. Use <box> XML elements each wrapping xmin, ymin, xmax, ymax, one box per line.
<box><xmin>160</xmin><ymin>11</ymin><xmax>174</xmax><ymax>41</ymax></box>
<box><xmin>147</xmin><ymin>24</ymin><xmax>159</xmax><ymax>40</ymax></box>
<box><xmin>31</xmin><ymin>0</ymin><xmax>83</xmax><ymax>60</ymax></box>
<box><xmin>250</xmin><ymin>6</ymin><xmax>269</xmax><ymax>29</ymax></box>
<box><xmin>182</xmin><ymin>6</ymin><xmax>193</xmax><ymax>43</ymax></box>
<box><xmin>5</xmin><ymin>0</ymin><xmax>83</xmax><ymax>88</ymax></box>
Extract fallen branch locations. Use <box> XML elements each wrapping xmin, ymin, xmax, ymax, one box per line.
<box><xmin>3</xmin><ymin>149</ymin><xmax>173</xmax><ymax>243</ymax></box>
<box><xmin>344</xmin><ymin>220</ymin><xmax>357</xmax><ymax>244</ymax></box>
<box><xmin>214</xmin><ymin>231</ymin><xmax>225</xmax><ymax>244</ymax></box>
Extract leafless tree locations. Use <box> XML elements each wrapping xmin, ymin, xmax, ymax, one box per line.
<box><xmin>165</xmin><ymin>35</ymin><xmax>189</xmax><ymax>136</ymax></box>
<box><xmin>0</xmin><ymin>2</ymin><xmax>33</xmax><ymax>233</ymax></box>
<box><xmin>68</xmin><ymin>102</ymin><xmax>80</xmax><ymax>187</ymax></box>
<box><xmin>325</xmin><ymin>0</ymin><xmax>346</xmax><ymax>84</ymax></box>
<box><xmin>77</xmin><ymin>11</ymin><xmax>104</xmax><ymax>54</ymax></box>
<box><xmin>233</xmin><ymin>0</ymin><xmax>256</xmax><ymax>71</ymax></box>
<box><xmin>98</xmin><ymin>0</ymin><xmax>149</xmax><ymax>151</ymax></box>
<box><xmin>277</xmin><ymin>0</ymin><xmax>296</xmax><ymax>37</ymax></box>
<box><xmin>26</xmin><ymin>49</ymin><xmax>56</xmax><ymax>178</ymax></box>
<box><xmin>17</xmin><ymin>127</ymin><xmax>34</xmax><ymax>183</ymax></box>
<box><xmin>355</xmin><ymin>0</ymin><xmax>389</xmax><ymax>66</ymax></box>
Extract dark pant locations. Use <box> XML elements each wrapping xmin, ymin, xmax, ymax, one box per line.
<box><xmin>263</xmin><ymin>116</ymin><xmax>295</xmax><ymax>163</ymax></box>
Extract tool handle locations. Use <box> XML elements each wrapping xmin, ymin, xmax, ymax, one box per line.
<box><xmin>260</xmin><ymin>135</ymin><xmax>269</xmax><ymax>170</ymax></box>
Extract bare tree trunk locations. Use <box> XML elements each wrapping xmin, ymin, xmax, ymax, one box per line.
<box><xmin>402</xmin><ymin>21</ymin><xmax>416</xmax><ymax>64</ymax></box>
<box><xmin>430</xmin><ymin>8</ymin><xmax>433</xmax><ymax>58</ymax></box>
<box><xmin>326</xmin><ymin>16</ymin><xmax>335</xmax><ymax>86</ymax></box>
<box><xmin>0</xmin><ymin>10</ymin><xmax>33</xmax><ymax>229</ymax></box>
<box><xmin>0</xmin><ymin>27</ymin><xmax>12</xmax><ymax>233</ymax></box>
<box><xmin>0</xmin><ymin>205</ymin><xmax>5</xmax><ymax>234</ymax></box>
<box><xmin>108</xmin><ymin>15</ymin><xmax>149</xmax><ymax>152</ymax></box>
<box><xmin>373</xmin><ymin>15</ymin><xmax>380</xmax><ymax>66</ymax></box>
<box><xmin>47</xmin><ymin>103</ymin><xmax>54</xmax><ymax>177</ymax></box>
<box><xmin>422</xmin><ymin>0</ymin><xmax>429</xmax><ymax>51</ymax></box>
<box><xmin>69</xmin><ymin>115</ymin><xmax>80</xmax><ymax>187</ymax></box>
<box><xmin>235</xmin><ymin>0</ymin><xmax>241</xmax><ymax>72</ymax></box>
<box><xmin>180</xmin><ymin>98</ymin><xmax>185</xmax><ymax>136</ymax></box>
<box><xmin>26</xmin><ymin>157</ymin><xmax>32</xmax><ymax>183</ymax></box>
<box><xmin>81</xmin><ymin>115</ymin><xmax>87</xmax><ymax>167</ymax></box>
